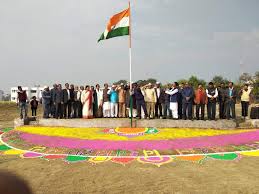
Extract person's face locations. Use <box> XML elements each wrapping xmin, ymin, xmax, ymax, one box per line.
<box><xmin>209</xmin><ymin>84</ymin><xmax>213</xmax><ymax>88</ymax></box>
<box><xmin>198</xmin><ymin>85</ymin><xmax>202</xmax><ymax>89</ymax></box>
<box><xmin>148</xmin><ymin>84</ymin><xmax>152</xmax><ymax>89</ymax></box>
<box><xmin>244</xmin><ymin>85</ymin><xmax>248</xmax><ymax>90</ymax></box>
<box><xmin>70</xmin><ymin>84</ymin><xmax>74</xmax><ymax>89</ymax></box>
<box><xmin>80</xmin><ymin>86</ymin><xmax>84</xmax><ymax>90</ymax></box>
<box><xmin>221</xmin><ymin>84</ymin><xmax>224</xmax><ymax>88</ymax></box>
<box><xmin>18</xmin><ymin>87</ymin><xmax>22</xmax><ymax>91</ymax></box>
<box><xmin>65</xmin><ymin>84</ymin><xmax>69</xmax><ymax>89</ymax></box>
<box><xmin>96</xmin><ymin>84</ymin><xmax>100</xmax><ymax>90</ymax></box>
<box><xmin>156</xmin><ymin>84</ymin><xmax>160</xmax><ymax>88</ymax></box>
<box><xmin>228</xmin><ymin>83</ymin><xmax>233</xmax><ymax>88</ymax></box>
<box><xmin>91</xmin><ymin>86</ymin><xmax>94</xmax><ymax>91</ymax></box>
<box><xmin>85</xmin><ymin>86</ymin><xmax>89</xmax><ymax>91</ymax></box>
<box><xmin>104</xmin><ymin>84</ymin><xmax>108</xmax><ymax>89</ymax></box>
<box><xmin>46</xmin><ymin>87</ymin><xmax>49</xmax><ymax>91</ymax></box>
<box><xmin>185</xmin><ymin>83</ymin><xmax>189</xmax><ymax>88</ymax></box>
<box><xmin>172</xmin><ymin>83</ymin><xmax>176</xmax><ymax>88</ymax></box>
<box><xmin>75</xmin><ymin>86</ymin><xmax>79</xmax><ymax>90</ymax></box>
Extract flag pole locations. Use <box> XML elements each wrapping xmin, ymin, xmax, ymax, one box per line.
<box><xmin>129</xmin><ymin>1</ymin><xmax>133</xmax><ymax>128</ymax></box>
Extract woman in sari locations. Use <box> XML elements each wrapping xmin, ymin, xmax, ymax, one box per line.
<box><xmin>81</xmin><ymin>85</ymin><xmax>93</xmax><ymax>119</ymax></box>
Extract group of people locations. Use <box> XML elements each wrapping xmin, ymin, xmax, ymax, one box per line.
<box><xmin>17</xmin><ymin>81</ymin><xmax>253</xmax><ymax>120</ymax></box>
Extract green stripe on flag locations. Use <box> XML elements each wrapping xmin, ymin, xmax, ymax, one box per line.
<box><xmin>98</xmin><ymin>27</ymin><xmax>129</xmax><ymax>42</ymax></box>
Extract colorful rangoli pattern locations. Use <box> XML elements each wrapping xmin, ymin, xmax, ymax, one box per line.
<box><xmin>1</xmin><ymin>127</ymin><xmax>259</xmax><ymax>166</ymax></box>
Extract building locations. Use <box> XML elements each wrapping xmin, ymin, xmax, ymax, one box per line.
<box><xmin>0</xmin><ymin>90</ymin><xmax>4</xmax><ymax>101</ymax></box>
<box><xmin>10</xmin><ymin>87</ymin><xmax>44</xmax><ymax>102</ymax></box>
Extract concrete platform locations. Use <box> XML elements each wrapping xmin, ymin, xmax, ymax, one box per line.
<box><xmin>14</xmin><ymin>118</ymin><xmax>240</xmax><ymax>129</ymax></box>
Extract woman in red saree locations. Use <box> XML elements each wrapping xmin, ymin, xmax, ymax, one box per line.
<box><xmin>81</xmin><ymin>85</ymin><xmax>93</xmax><ymax>119</ymax></box>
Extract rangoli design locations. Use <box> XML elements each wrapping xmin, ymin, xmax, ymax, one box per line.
<box><xmin>1</xmin><ymin>126</ymin><xmax>259</xmax><ymax>167</ymax></box>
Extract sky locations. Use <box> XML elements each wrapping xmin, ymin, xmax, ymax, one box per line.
<box><xmin>0</xmin><ymin>0</ymin><xmax>259</xmax><ymax>93</ymax></box>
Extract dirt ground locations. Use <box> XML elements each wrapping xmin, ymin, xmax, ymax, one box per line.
<box><xmin>0</xmin><ymin>102</ymin><xmax>259</xmax><ymax>194</ymax></box>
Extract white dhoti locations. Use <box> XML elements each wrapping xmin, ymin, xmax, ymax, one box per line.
<box><xmin>127</xmin><ymin>108</ymin><xmax>137</xmax><ymax>118</ymax></box>
<box><xmin>170</xmin><ymin>102</ymin><xmax>178</xmax><ymax>119</ymax></box>
<box><xmin>103</xmin><ymin>102</ymin><xmax>111</xmax><ymax>117</ymax></box>
<box><xmin>110</xmin><ymin>102</ymin><xmax>118</xmax><ymax>118</ymax></box>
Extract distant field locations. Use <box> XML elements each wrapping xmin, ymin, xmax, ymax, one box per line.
<box><xmin>0</xmin><ymin>102</ymin><xmax>42</xmax><ymax>128</ymax></box>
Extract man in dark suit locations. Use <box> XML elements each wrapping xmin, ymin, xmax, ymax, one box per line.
<box><xmin>54</xmin><ymin>84</ymin><xmax>63</xmax><ymax>119</ymax></box>
<box><xmin>218</xmin><ymin>83</ymin><xmax>226</xmax><ymax>119</ymax></box>
<box><xmin>182</xmin><ymin>82</ymin><xmax>194</xmax><ymax>120</ymax></box>
<box><xmin>225</xmin><ymin>82</ymin><xmax>237</xmax><ymax>119</ymax></box>
<box><xmin>62</xmin><ymin>83</ymin><xmax>72</xmax><ymax>119</ymax></box>
<box><xmin>154</xmin><ymin>82</ymin><xmax>165</xmax><ymax>119</ymax></box>
<box><xmin>50</xmin><ymin>84</ymin><xmax>57</xmax><ymax>118</ymax></box>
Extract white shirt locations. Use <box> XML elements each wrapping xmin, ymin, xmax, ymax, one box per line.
<box><xmin>165</xmin><ymin>88</ymin><xmax>178</xmax><ymax>95</ymax></box>
<box><xmin>206</xmin><ymin>88</ymin><xmax>218</xmax><ymax>98</ymax></box>
<box><xmin>66</xmin><ymin>89</ymin><xmax>70</xmax><ymax>99</ymax></box>
<box><xmin>156</xmin><ymin>88</ymin><xmax>161</xmax><ymax>98</ymax></box>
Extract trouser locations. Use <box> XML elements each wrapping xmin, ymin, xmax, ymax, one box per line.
<box><xmin>118</xmin><ymin>102</ymin><xmax>126</xmax><ymax>118</ymax></box>
<box><xmin>19</xmin><ymin>102</ymin><xmax>28</xmax><ymax>119</ymax></box>
<box><xmin>127</xmin><ymin>108</ymin><xmax>137</xmax><ymax>118</ymax></box>
<box><xmin>73</xmin><ymin>101</ymin><xmax>80</xmax><ymax>118</ymax></box>
<box><xmin>207</xmin><ymin>101</ymin><xmax>216</xmax><ymax>120</ymax></box>
<box><xmin>110</xmin><ymin>102</ymin><xmax>118</xmax><ymax>118</ymax></box>
<box><xmin>196</xmin><ymin>104</ymin><xmax>205</xmax><ymax>120</ymax></box>
<box><xmin>136</xmin><ymin>100</ymin><xmax>148</xmax><ymax>118</ymax></box>
<box><xmin>178</xmin><ymin>101</ymin><xmax>183</xmax><ymax>119</ymax></box>
<box><xmin>31</xmin><ymin>108</ymin><xmax>37</xmax><ymax>116</ymax></box>
<box><xmin>50</xmin><ymin>102</ymin><xmax>55</xmax><ymax>117</ymax></box>
<box><xmin>226</xmin><ymin>100</ymin><xmax>236</xmax><ymax>119</ymax></box>
<box><xmin>63</xmin><ymin>101</ymin><xmax>72</xmax><ymax>118</ymax></box>
<box><xmin>219</xmin><ymin>101</ymin><xmax>225</xmax><ymax>119</ymax></box>
<box><xmin>163</xmin><ymin>102</ymin><xmax>172</xmax><ymax>118</ymax></box>
<box><xmin>183</xmin><ymin>102</ymin><xmax>192</xmax><ymax>120</ymax></box>
<box><xmin>55</xmin><ymin>103</ymin><xmax>63</xmax><ymax>119</ymax></box>
<box><xmin>78</xmin><ymin>102</ymin><xmax>83</xmax><ymax>118</ymax></box>
<box><xmin>241</xmin><ymin>101</ymin><xmax>249</xmax><ymax>117</ymax></box>
<box><xmin>146</xmin><ymin>102</ymin><xmax>155</xmax><ymax>118</ymax></box>
<box><xmin>103</xmin><ymin>102</ymin><xmax>111</xmax><ymax>118</ymax></box>
<box><xmin>170</xmin><ymin>102</ymin><xmax>178</xmax><ymax>119</ymax></box>
<box><xmin>95</xmin><ymin>105</ymin><xmax>103</xmax><ymax>118</ymax></box>
<box><xmin>155</xmin><ymin>102</ymin><xmax>163</xmax><ymax>118</ymax></box>
<box><xmin>43</xmin><ymin>103</ymin><xmax>50</xmax><ymax>118</ymax></box>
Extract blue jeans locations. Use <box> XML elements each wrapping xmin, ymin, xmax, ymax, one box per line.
<box><xmin>19</xmin><ymin>102</ymin><xmax>28</xmax><ymax>119</ymax></box>
<box><xmin>183</xmin><ymin>102</ymin><xmax>193</xmax><ymax>120</ymax></box>
<box><xmin>164</xmin><ymin>102</ymin><xmax>172</xmax><ymax>118</ymax></box>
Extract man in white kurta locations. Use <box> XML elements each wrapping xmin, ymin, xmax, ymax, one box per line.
<box><xmin>165</xmin><ymin>82</ymin><xmax>179</xmax><ymax>119</ymax></box>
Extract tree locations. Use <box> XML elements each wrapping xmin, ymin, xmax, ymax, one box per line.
<box><xmin>188</xmin><ymin>76</ymin><xmax>206</xmax><ymax>88</ymax></box>
<box><xmin>211</xmin><ymin>75</ymin><xmax>229</xmax><ymax>85</ymax></box>
<box><xmin>136</xmin><ymin>78</ymin><xmax>157</xmax><ymax>86</ymax></box>
<box><xmin>113</xmin><ymin>79</ymin><xmax>128</xmax><ymax>85</ymax></box>
<box><xmin>239</xmin><ymin>73</ymin><xmax>252</xmax><ymax>84</ymax></box>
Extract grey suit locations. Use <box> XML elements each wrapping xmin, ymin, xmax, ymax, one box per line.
<box><xmin>225</xmin><ymin>88</ymin><xmax>237</xmax><ymax>119</ymax></box>
<box><xmin>42</xmin><ymin>90</ymin><xmax>51</xmax><ymax>118</ymax></box>
<box><xmin>54</xmin><ymin>89</ymin><xmax>63</xmax><ymax>119</ymax></box>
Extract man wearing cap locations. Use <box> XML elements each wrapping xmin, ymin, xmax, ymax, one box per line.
<box><xmin>42</xmin><ymin>86</ymin><xmax>51</xmax><ymax>118</ymax></box>
<box><xmin>118</xmin><ymin>83</ymin><xmax>126</xmax><ymax>118</ymax></box>
<box><xmin>103</xmin><ymin>83</ymin><xmax>111</xmax><ymax>118</ymax></box>
<box><xmin>155</xmin><ymin>82</ymin><xmax>165</xmax><ymax>119</ymax></box>
<box><xmin>142</xmin><ymin>83</ymin><xmax>157</xmax><ymax>119</ymax></box>
<box><xmin>165</xmin><ymin>82</ymin><xmax>179</xmax><ymax>119</ymax></box>
<box><xmin>110</xmin><ymin>84</ymin><xmax>119</xmax><ymax>118</ymax></box>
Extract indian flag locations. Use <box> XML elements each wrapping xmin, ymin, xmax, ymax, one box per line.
<box><xmin>98</xmin><ymin>7</ymin><xmax>130</xmax><ymax>42</ymax></box>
